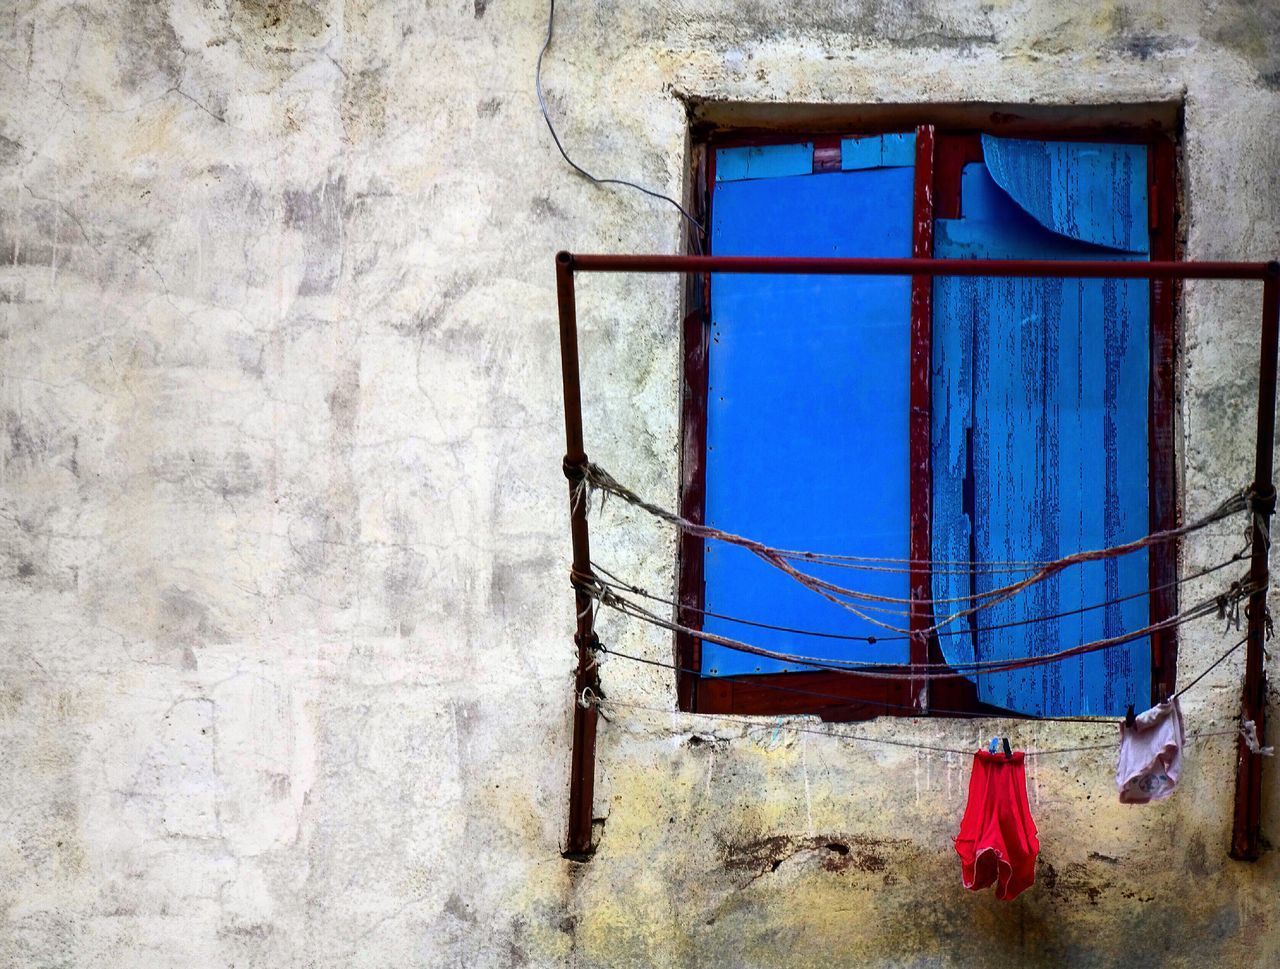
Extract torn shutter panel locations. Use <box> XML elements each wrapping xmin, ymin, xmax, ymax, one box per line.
<box><xmin>930</xmin><ymin>254</ymin><xmax>976</xmax><ymax>675</ymax></box>
<box><xmin>980</xmin><ymin>135</ymin><xmax>1149</xmax><ymax>253</ymax></box>
<box><xmin>932</xmin><ymin>156</ymin><xmax>1151</xmax><ymax>717</ymax></box>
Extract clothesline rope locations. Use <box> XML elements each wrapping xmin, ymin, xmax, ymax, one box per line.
<box><xmin>589</xmin><ymin>635</ymin><xmax>1248</xmax><ymax>723</ymax></box>
<box><xmin>575</xmin><ymin>463</ymin><xmax>1252</xmax><ymax>636</ymax></box>
<box><xmin>588</xmin><ymin>693</ymin><xmax>1241</xmax><ymax>758</ymax></box>
<box><xmin>576</xmin><ymin>463</ymin><xmax>1250</xmax><ymax>568</ymax></box>
<box><xmin>587</xmin><ymin>554</ymin><xmax>1246</xmax><ymax>644</ymax></box>
<box><xmin>577</xmin><ymin>571</ymin><xmax>1255</xmax><ymax>680</ymax></box>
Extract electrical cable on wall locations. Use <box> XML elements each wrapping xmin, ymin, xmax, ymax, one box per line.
<box><xmin>537</xmin><ymin>0</ymin><xmax>705</xmax><ymax>241</ymax></box>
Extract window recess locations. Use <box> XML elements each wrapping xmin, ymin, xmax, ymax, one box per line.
<box><xmin>679</xmin><ymin>122</ymin><xmax>1180</xmax><ymax>720</ymax></box>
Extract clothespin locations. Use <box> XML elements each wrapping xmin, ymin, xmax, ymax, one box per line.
<box><xmin>1002</xmin><ymin>738</ymin><xmax>1013</xmax><ymax>760</ymax></box>
<box><xmin>988</xmin><ymin>737</ymin><xmax>1000</xmax><ymax>755</ymax></box>
<box><xmin>1125</xmin><ymin>704</ymin><xmax>1136</xmax><ymax>729</ymax></box>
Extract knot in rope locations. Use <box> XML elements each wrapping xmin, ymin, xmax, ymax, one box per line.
<box><xmin>1240</xmin><ymin>718</ymin><xmax>1274</xmax><ymax>757</ymax></box>
<box><xmin>1249</xmin><ymin>483</ymin><xmax>1277</xmax><ymax>517</ymax></box>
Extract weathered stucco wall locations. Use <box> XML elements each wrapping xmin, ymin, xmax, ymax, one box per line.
<box><xmin>2</xmin><ymin>1</ymin><xmax>1279</xmax><ymax>966</ymax></box>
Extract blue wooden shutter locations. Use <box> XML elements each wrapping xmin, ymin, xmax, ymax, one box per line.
<box><xmin>702</xmin><ymin>139</ymin><xmax>915</xmax><ymax>676</ymax></box>
<box><xmin>932</xmin><ymin>136</ymin><xmax>1151</xmax><ymax>716</ymax></box>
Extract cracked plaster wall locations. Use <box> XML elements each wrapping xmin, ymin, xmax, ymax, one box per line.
<box><xmin>1</xmin><ymin>1</ymin><xmax>1279</xmax><ymax>967</ymax></box>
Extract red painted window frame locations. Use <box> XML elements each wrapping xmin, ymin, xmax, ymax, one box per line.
<box><xmin>675</xmin><ymin>119</ymin><xmax>1180</xmax><ymax>721</ymax></box>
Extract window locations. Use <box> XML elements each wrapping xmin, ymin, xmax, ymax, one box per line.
<box><xmin>677</xmin><ymin>120</ymin><xmax>1178</xmax><ymax>720</ymax></box>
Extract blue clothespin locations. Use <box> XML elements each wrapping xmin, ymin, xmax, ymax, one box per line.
<box><xmin>988</xmin><ymin>737</ymin><xmax>1000</xmax><ymax>755</ymax></box>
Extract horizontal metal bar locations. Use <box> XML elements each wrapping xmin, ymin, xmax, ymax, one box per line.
<box><xmin>561</xmin><ymin>252</ymin><xmax>1279</xmax><ymax>281</ymax></box>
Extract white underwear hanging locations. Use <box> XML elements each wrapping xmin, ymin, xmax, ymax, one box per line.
<box><xmin>1116</xmin><ymin>698</ymin><xmax>1185</xmax><ymax>804</ymax></box>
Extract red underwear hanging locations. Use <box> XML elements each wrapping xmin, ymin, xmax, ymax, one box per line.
<box><xmin>954</xmin><ymin>749</ymin><xmax>1040</xmax><ymax>900</ymax></box>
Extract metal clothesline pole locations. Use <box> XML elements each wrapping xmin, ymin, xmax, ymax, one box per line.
<box><xmin>556</xmin><ymin>252</ymin><xmax>600</xmax><ymax>858</ymax></box>
<box><xmin>1233</xmin><ymin>266</ymin><xmax>1280</xmax><ymax>861</ymax></box>
<box><xmin>554</xmin><ymin>250</ymin><xmax>1278</xmax><ymax>861</ymax></box>
<box><xmin>568</xmin><ymin>254</ymin><xmax>1276</xmax><ymax>280</ymax></box>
